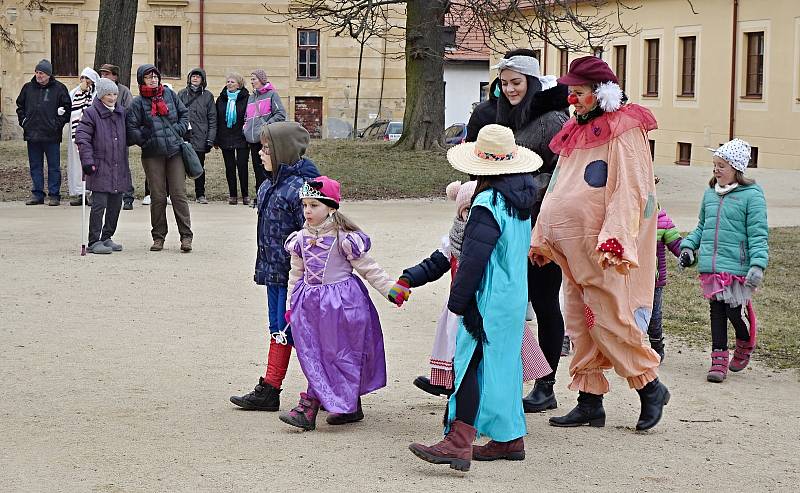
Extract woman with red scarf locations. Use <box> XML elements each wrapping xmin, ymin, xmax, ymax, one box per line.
<box><xmin>127</xmin><ymin>64</ymin><xmax>192</xmax><ymax>252</ymax></box>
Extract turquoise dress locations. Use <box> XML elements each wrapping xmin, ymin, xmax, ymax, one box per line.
<box><xmin>446</xmin><ymin>190</ymin><xmax>530</xmax><ymax>442</ymax></box>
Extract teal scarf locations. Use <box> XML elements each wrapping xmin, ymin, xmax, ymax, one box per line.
<box><xmin>226</xmin><ymin>90</ymin><xmax>240</xmax><ymax>128</ymax></box>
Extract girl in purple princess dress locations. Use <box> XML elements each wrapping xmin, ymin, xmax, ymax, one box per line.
<box><xmin>279</xmin><ymin>176</ymin><xmax>402</xmax><ymax>431</ymax></box>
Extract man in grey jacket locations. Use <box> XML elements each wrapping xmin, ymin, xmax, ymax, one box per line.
<box><xmin>178</xmin><ymin>68</ymin><xmax>217</xmax><ymax>203</ymax></box>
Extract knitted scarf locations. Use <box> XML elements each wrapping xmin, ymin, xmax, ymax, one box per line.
<box><xmin>139</xmin><ymin>84</ymin><xmax>169</xmax><ymax>116</ymax></box>
<box><xmin>226</xmin><ymin>90</ymin><xmax>240</xmax><ymax>128</ymax></box>
<box><xmin>448</xmin><ymin>216</ymin><xmax>466</xmax><ymax>261</ymax></box>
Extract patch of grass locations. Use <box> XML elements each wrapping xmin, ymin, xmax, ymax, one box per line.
<box><xmin>663</xmin><ymin>227</ymin><xmax>800</xmax><ymax>369</ymax></box>
<box><xmin>0</xmin><ymin>139</ymin><xmax>463</xmax><ymax>202</ymax></box>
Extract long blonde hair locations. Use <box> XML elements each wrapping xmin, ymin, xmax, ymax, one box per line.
<box><xmin>331</xmin><ymin>210</ymin><xmax>360</xmax><ymax>233</ymax></box>
<box><xmin>708</xmin><ymin>171</ymin><xmax>755</xmax><ymax>188</ymax></box>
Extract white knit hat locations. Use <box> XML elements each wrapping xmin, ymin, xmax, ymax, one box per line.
<box><xmin>713</xmin><ymin>138</ymin><xmax>751</xmax><ymax>173</ymax></box>
<box><xmin>447</xmin><ymin>124</ymin><xmax>543</xmax><ymax>176</ymax></box>
<box><xmin>94</xmin><ymin>77</ymin><xmax>119</xmax><ymax>100</ymax></box>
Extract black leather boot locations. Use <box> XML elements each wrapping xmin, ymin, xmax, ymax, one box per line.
<box><xmin>229</xmin><ymin>377</ymin><xmax>281</xmax><ymax>411</ymax></box>
<box><xmin>635</xmin><ymin>378</ymin><xmax>670</xmax><ymax>431</ymax></box>
<box><xmin>649</xmin><ymin>337</ymin><xmax>665</xmax><ymax>363</ymax></box>
<box><xmin>549</xmin><ymin>392</ymin><xmax>605</xmax><ymax>427</ymax></box>
<box><xmin>413</xmin><ymin>376</ymin><xmax>454</xmax><ymax>397</ymax></box>
<box><xmin>522</xmin><ymin>379</ymin><xmax>557</xmax><ymax>413</ymax></box>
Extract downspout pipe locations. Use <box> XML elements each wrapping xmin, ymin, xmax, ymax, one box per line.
<box><xmin>729</xmin><ymin>0</ymin><xmax>738</xmax><ymax>140</ymax></box>
<box><xmin>200</xmin><ymin>0</ymin><xmax>205</xmax><ymax>69</ymax></box>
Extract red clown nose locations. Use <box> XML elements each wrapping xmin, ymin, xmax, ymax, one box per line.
<box><xmin>567</xmin><ymin>93</ymin><xmax>579</xmax><ymax>105</ymax></box>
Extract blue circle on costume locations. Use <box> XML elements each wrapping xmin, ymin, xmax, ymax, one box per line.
<box><xmin>584</xmin><ymin>160</ymin><xmax>608</xmax><ymax>188</ymax></box>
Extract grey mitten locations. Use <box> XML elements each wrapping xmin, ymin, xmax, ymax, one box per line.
<box><xmin>679</xmin><ymin>248</ymin><xmax>695</xmax><ymax>269</ymax></box>
<box><xmin>744</xmin><ymin>266</ymin><xmax>764</xmax><ymax>288</ymax></box>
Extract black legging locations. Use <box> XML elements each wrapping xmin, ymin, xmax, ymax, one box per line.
<box><xmin>710</xmin><ymin>300</ymin><xmax>751</xmax><ymax>349</ymax></box>
<box><xmin>250</xmin><ymin>142</ymin><xmax>268</xmax><ymax>193</ymax></box>
<box><xmin>455</xmin><ymin>341</ymin><xmax>483</xmax><ymax>426</ymax></box>
<box><xmin>528</xmin><ymin>261</ymin><xmax>565</xmax><ymax>381</ymax></box>
<box><xmin>221</xmin><ymin>147</ymin><xmax>249</xmax><ymax>198</ymax></box>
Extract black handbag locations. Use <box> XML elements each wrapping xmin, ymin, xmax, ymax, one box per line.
<box><xmin>159</xmin><ymin>116</ymin><xmax>204</xmax><ymax>180</ymax></box>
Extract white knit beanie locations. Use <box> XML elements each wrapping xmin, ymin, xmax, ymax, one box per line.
<box><xmin>94</xmin><ymin>78</ymin><xmax>119</xmax><ymax>100</ymax></box>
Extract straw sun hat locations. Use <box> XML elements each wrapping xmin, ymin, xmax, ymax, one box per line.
<box><xmin>447</xmin><ymin>124</ymin><xmax>543</xmax><ymax>176</ymax></box>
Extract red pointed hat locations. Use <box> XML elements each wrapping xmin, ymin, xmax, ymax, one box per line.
<box><xmin>558</xmin><ymin>56</ymin><xmax>619</xmax><ymax>86</ymax></box>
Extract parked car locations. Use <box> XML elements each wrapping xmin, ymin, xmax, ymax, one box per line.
<box><xmin>358</xmin><ymin>120</ymin><xmax>389</xmax><ymax>139</ymax></box>
<box><xmin>444</xmin><ymin>123</ymin><xmax>467</xmax><ymax>146</ymax></box>
<box><xmin>385</xmin><ymin>121</ymin><xmax>403</xmax><ymax>141</ymax></box>
<box><xmin>358</xmin><ymin>120</ymin><xmax>403</xmax><ymax>141</ymax></box>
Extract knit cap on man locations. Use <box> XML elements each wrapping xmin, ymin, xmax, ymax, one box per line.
<box><xmin>95</xmin><ymin>78</ymin><xmax>119</xmax><ymax>100</ymax></box>
<box><xmin>35</xmin><ymin>59</ymin><xmax>53</xmax><ymax>77</ymax></box>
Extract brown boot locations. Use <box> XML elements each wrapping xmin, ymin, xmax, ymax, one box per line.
<box><xmin>150</xmin><ymin>239</ymin><xmax>164</xmax><ymax>251</ymax></box>
<box><xmin>408</xmin><ymin>420</ymin><xmax>476</xmax><ymax>471</ymax></box>
<box><xmin>472</xmin><ymin>437</ymin><xmax>525</xmax><ymax>461</ymax></box>
<box><xmin>180</xmin><ymin>237</ymin><xmax>192</xmax><ymax>252</ymax></box>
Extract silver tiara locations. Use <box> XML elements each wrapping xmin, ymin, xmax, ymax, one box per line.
<box><xmin>298</xmin><ymin>181</ymin><xmax>325</xmax><ymax>200</ymax></box>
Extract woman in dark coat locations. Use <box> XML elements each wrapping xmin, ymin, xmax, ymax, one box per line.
<box><xmin>127</xmin><ymin>64</ymin><xmax>192</xmax><ymax>252</ymax></box>
<box><xmin>75</xmin><ymin>78</ymin><xmax>132</xmax><ymax>254</ymax></box>
<box><xmin>215</xmin><ymin>73</ymin><xmax>251</xmax><ymax>205</ymax></box>
<box><xmin>493</xmin><ymin>49</ymin><xmax>570</xmax><ymax>413</ymax></box>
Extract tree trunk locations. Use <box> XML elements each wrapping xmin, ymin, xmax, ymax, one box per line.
<box><xmin>353</xmin><ymin>35</ymin><xmax>366</xmax><ymax>138</ymax></box>
<box><xmin>395</xmin><ymin>0</ymin><xmax>447</xmax><ymax>150</ymax></box>
<box><xmin>93</xmin><ymin>0</ymin><xmax>138</xmax><ymax>88</ymax></box>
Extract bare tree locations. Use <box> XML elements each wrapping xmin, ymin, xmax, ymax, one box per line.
<box><xmin>266</xmin><ymin>0</ymin><xmax>654</xmax><ymax>150</ymax></box>
<box><xmin>0</xmin><ymin>1</ymin><xmax>49</xmax><ymax>50</ymax></box>
<box><xmin>93</xmin><ymin>0</ymin><xmax>138</xmax><ymax>88</ymax></box>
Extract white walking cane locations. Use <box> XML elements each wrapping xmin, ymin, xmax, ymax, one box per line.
<box><xmin>80</xmin><ymin>178</ymin><xmax>87</xmax><ymax>256</ymax></box>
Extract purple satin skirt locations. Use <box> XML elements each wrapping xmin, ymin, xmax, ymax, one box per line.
<box><xmin>289</xmin><ymin>275</ymin><xmax>387</xmax><ymax>414</ymax></box>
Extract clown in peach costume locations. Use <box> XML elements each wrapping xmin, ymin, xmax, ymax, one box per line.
<box><xmin>530</xmin><ymin>56</ymin><xmax>670</xmax><ymax>431</ymax></box>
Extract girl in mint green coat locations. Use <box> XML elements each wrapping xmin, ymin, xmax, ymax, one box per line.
<box><xmin>679</xmin><ymin>139</ymin><xmax>768</xmax><ymax>383</ymax></box>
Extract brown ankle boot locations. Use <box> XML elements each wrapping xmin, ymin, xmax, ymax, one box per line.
<box><xmin>472</xmin><ymin>437</ymin><xmax>525</xmax><ymax>461</ymax></box>
<box><xmin>408</xmin><ymin>420</ymin><xmax>476</xmax><ymax>471</ymax></box>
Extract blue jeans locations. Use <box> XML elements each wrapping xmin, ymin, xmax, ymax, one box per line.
<box><xmin>27</xmin><ymin>141</ymin><xmax>62</xmax><ymax>199</ymax></box>
<box><xmin>267</xmin><ymin>285</ymin><xmax>293</xmax><ymax>345</ymax></box>
<box><xmin>648</xmin><ymin>286</ymin><xmax>664</xmax><ymax>341</ymax></box>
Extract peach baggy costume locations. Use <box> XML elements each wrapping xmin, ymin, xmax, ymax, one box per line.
<box><xmin>531</xmin><ymin>104</ymin><xmax>661</xmax><ymax>395</ymax></box>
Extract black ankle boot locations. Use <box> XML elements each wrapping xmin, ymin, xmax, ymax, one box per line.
<box><xmin>549</xmin><ymin>392</ymin><xmax>605</xmax><ymax>427</ymax></box>
<box><xmin>229</xmin><ymin>377</ymin><xmax>281</xmax><ymax>411</ymax></box>
<box><xmin>522</xmin><ymin>379</ymin><xmax>557</xmax><ymax>413</ymax></box>
<box><xmin>413</xmin><ymin>376</ymin><xmax>454</xmax><ymax>397</ymax></box>
<box><xmin>635</xmin><ymin>378</ymin><xmax>670</xmax><ymax>431</ymax></box>
<box><xmin>649</xmin><ymin>337</ymin><xmax>665</xmax><ymax>362</ymax></box>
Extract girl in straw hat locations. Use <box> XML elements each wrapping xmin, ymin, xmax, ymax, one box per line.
<box><xmin>409</xmin><ymin>124</ymin><xmax>541</xmax><ymax>472</ymax></box>
<box><xmin>530</xmin><ymin>55</ymin><xmax>669</xmax><ymax>432</ymax></box>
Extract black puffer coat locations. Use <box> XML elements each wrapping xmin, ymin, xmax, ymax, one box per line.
<box><xmin>177</xmin><ymin>68</ymin><xmax>217</xmax><ymax>153</ymax></box>
<box><xmin>465</xmin><ymin>78</ymin><xmax>500</xmax><ymax>143</ymax></box>
<box><xmin>126</xmin><ymin>64</ymin><xmax>189</xmax><ymax>159</ymax></box>
<box><xmin>215</xmin><ymin>86</ymin><xmax>249</xmax><ymax>150</ymax></box>
<box><xmin>15</xmin><ymin>76</ymin><xmax>71</xmax><ymax>142</ymax></box>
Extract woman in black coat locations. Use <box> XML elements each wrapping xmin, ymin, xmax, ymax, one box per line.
<box><xmin>215</xmin><ymin>73</ymin><xmax>250</xmax><ymax>205</ymax></box>
<box><xmin>494</xmin><ymin>49</ymin><xmax>570</xmax><ymax>413</ymax></box>
<box><xmin>126</xmin><ymin>64</ymin><xmax>192</xmax><ymax>252</ymax></box>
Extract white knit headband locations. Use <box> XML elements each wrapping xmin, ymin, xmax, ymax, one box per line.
<box><xmin>492</xmin><ymin>56</ymin><xmax>557</xmax><ymax>90</ymax></box>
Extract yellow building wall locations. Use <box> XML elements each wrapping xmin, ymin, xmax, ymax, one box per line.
<box><xmin>0</xmin><ymin>0</ymin><xmax>407</xmax><ymax>139</ymax></box>
<box><xmin>491</xmin><ymin>0</ymin><xmax>800</xmax><ymax>169</ymax></box>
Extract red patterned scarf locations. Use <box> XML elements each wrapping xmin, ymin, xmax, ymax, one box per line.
<box><xmin>138</xmin><ymin>84</ymin><xmax>169</xmax><ymax>116</ymax></box>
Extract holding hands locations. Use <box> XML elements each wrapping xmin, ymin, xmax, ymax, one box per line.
<box><xmin>679</xmin><ymin>248</ymin><xmax>695</xmax><ymax>269</ymax></box>
<box><xmin>388</xmin><ymin>277</ymin><xmax>411</xmax><ymax>307</ymax></box>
